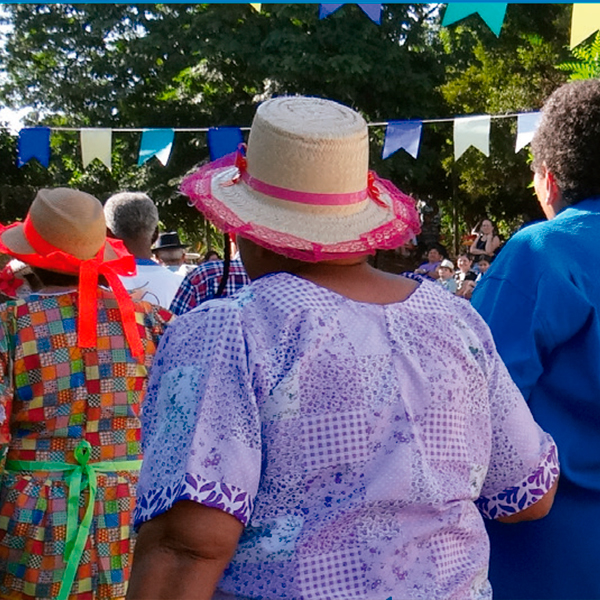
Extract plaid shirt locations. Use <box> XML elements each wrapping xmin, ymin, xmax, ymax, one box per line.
<box><xmin>169</xmin><ymin>258</ymin><xmax>250</xmax><ymax>315</ymax></box>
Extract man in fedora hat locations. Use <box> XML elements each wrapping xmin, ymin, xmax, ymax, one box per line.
<box><xmin>152</xmin><ymin>231</ymin><xmax>194</xmax><ymax>276</ymax></box>
<box><xmin>104</xmin><ymin>192</ymin><xmax>184</xmax><ymax>309</ymax></box>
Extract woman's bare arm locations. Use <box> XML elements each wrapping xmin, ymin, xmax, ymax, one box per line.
<box><xmin>127</xmin><ymin>501</ymin><xmax>244</xmax><ymax>600</ymax></box>
<box><xmin>496</xmin><ymin>476</ymin><xmax>559</xmax><ymax>524</ymax></box>
<box><xmin>485</xmin><ymin>235</ymin><xmax>501</xmax><ymax>255</ymax></box>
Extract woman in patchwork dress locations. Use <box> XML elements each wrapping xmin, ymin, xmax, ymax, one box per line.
<box><xmin>0</xmin><ymin>188</ymin><xmax>173</xmax><ymax>599</ymax></box>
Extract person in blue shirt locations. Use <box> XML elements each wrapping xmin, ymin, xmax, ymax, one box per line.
<box><xmin>472</xmin><ymin>79</ymin><xmax>600</xmax><ymax>600</ymax></box>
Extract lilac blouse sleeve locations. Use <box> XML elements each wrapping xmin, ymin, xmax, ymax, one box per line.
<box><xmin>474</xmin><ymin>326</ymin><xmax>559</xmax><ymax>520</ymax></box>
<box><xmin>134</xmin><ymin>301</ymin><xmax>261</xmax><ymax>529</ymax></box>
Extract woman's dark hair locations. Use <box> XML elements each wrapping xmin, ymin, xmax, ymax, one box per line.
<box><xmin>203</xmin><ymin>250</ymin><xmax>221</xmax><ymax>262</ymax></box>
<box><xmin>427</xmin><ymin>243</ymin><xmax>448</xmax><ymax>258</ymax></box>
<box><xmin>531</xmin><ymin>79</ymin><xmax>600</xmax><ymax>206</ymax></box>
<box><xmin>475</xmin><ymin>218</ymin><xmax>497</xmax><ymax>236</ymax></box>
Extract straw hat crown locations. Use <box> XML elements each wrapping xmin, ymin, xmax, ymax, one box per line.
<box><xmin>5</xmin><ymin>188</ymin><xmax>107</xmax><ymax>261</ymax></box>
<box><xmin>181</xmin><ymin>95</ymin><xmax>421</xmax><ymax>262</ymax></box>
<box><xmin>247</xmin><ymin>96</ymin><xmax>368</xmax><ymax>194</ymax></box>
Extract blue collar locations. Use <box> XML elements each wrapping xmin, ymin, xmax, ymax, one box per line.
<box><xmin>135</xmin><ymin>258</ymin><xmax>158</xmax><ymax>266</ymax></box>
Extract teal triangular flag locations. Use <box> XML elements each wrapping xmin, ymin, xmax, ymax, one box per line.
<box><xmin>442</xmin><ymin>3</ymin><xmax>507</xmax><ymax>37</ymax></box>
<box><xmin>138</xmin><ymin>129</ymin><xmax>175</xmax><ymax>167</ymax></box>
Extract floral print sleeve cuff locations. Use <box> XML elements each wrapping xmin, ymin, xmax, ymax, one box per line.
<box><xmin>476</xmin><ymin>442</ymin><xmax>559</xmax><ymax>520</ymax></box>
<box><xmin>134</xmin><ymin>473</ymin><xmax>254</xmax><ymax>528</ymax></box>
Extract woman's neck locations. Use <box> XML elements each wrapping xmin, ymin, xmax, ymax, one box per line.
<box><xmin>289</xmin><ymin>261</ymin><xmax>418</xmax><ymax>305</ymax></box>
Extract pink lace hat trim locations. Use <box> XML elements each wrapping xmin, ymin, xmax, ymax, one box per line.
<box><xmin>181</xmin><ymin>152</ymin><xmax>421</xmax><ymax>263</ymax></box>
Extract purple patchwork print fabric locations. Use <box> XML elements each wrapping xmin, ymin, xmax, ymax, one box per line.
<box><xmin>135</xmin><ymin>472</ymin><xmax>253</xmax><ymax>525</ymax></box>
<box><xmin>476</xmin><ymin>443</ymin><xmax>559</xmax><ymax>519</ymax></box>
<box><xmin>135</xmin><ymin>273</ymin><xmax>558</xmax><ymax>600</ymax></box>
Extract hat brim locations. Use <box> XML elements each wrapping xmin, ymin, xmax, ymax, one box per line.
<box><xmin>152</xmin><ymin>244</ymin><xmax>187</xmax><ymax>252</ymax></box>
<box><xmin>181</xmin><ymin>153</ymin><xmax>421</xmax><ymax>262</ymax></box>
<box><xmin>0</xmin><ymin>222</ymin><xmax>119</xmax><ymax>269</ymax></box>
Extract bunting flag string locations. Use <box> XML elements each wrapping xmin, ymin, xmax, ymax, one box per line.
<box><xmin>138</xmin><ymin>129</ymin><xmax>174</xmax><ymax>167</ymax></box>
<box><xmin>319</xmin><ymin>4</ymin><xmax>382</xmax><ymax>25</ymax></box>
<box><xmin>382</xmin><ymin>121</ymin><xmax>422</xmax><ymax>160</ymax></box>
<box><xmin>441</xmin><ymin>3</ymin><xmax>508</xmax><ymax>37</ymax></box>
<box><xmin>207</xmin><ymin>127</ymin><xmax>244</xmax><ymax>161</ymax></box>
<box><xmin>453</xmin><ymin>115</ymin><xmax>491</xmax><ymax>160</ymax></box>
<box><xmin>515</xmin><ymin>113</ymin><xmax>541</xmax><ymax>153</ymax></box>
<box><xmin>80</xmin><ymin>128</ymin><xmax>112</xmax><ymax>170</ymax></box>
<box><xmin>10</xmin><ymin>111</ymin><xmax>540</xmax><ymax>170</ymax></box>
<box><xmin>17</xmin><ymin>127</ymin><xmax>51</xmax><ymax>168</ymax></box>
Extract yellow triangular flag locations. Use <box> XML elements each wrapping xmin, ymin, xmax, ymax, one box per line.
<box><xmin>250</xmin><ymin>3</ymin><xmax>261</xmax><ymax>12</ymax></box>
<box><xmin>80</xmin><ymin>128</ymin><xmax>112</xmax><ymax>170</ymax></box>
<box><xmin>571</xmin><ymin>4</ymin><xmax>600</xmax><ymax>49</ymax></box>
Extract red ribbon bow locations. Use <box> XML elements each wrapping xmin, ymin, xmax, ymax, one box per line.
<box><xmin>0</xmin><ymin>265</ymin><xmax>23</xmax><ymax>299</ymax></box>
<box><xmin>0</xmin><ymin>217</ymin><xmax>144</xmax><ymax>360</ymax></box>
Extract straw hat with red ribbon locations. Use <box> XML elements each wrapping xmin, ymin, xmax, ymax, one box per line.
<box><xmin>181</xmin><ymin>96</ymin><xmax>421</xmax><ymax>262</ymax></box>
<box><xmin>0</xmin><ymin>188</ymin><xmax>145</xmax><ymax>359</ymax></box>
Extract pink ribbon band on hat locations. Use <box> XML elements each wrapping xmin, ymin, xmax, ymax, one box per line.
<box><xmin>240</xmin><ymin>170</ymin><xmax>368</xmax><ymax>206</ymax></box>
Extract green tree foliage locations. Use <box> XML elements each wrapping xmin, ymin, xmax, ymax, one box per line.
<box><xmin>438</xmin><ymin>4</ymin><xmax>571</xmax><ymax>248</ymax></box>
<box><xmin>0</xmin><ymin>3</ymin><xmax>449</xmax><ymax>250</ymax></box>
<box><xmin>557</xmin><ymin>31</ymin><xmax>600</xmax><ymax>81</ymax></box>
<box><xmin>0</xmin><ymin>3</ymin><xmax>577</xmax><ymax>258</ymax></box>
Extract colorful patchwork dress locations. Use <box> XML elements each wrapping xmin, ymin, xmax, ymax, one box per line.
<box><xmin>0</xmin><ymin>289</ymin><xmax>173</xmax><ymax>600</ymax></box>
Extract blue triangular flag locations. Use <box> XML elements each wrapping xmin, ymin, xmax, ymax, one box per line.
<box><xmin>319</xmin><ymin>4</ymin><xmax>343</xmax><ymax>19</ymax></box>
<box><xmin>320</xmin><ymin>4</ymin><xmax>381</xmax><ymax>24</ymax></box>
<box><xmin>442</xmin><ymin>3</ymin><xmax>507</xmax><ymax>37</ymax></box>
<box><xmin>207</xmin><ymin>127</ymin><xmax>244</xmax><ymax>161</ymax></box>
<box><xmin>138</xmin><ymin>129</ymin><xmax>175</xmax><ymax>167</ymax></box>
<box><xmin>358</xmin><ymin>4</ymin><xmax>382</xmax><ymax>25</ymax></box>
<box><xmin>382</xmin><ymin>121</ymin><xmax>423</xmax><ymax>160</ymax></box>
<box><xmin>17</xmin><ymin>127</ymin><xmax>51</xmax><ymax>168</ymax></box>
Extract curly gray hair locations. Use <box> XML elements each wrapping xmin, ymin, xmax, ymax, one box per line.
<box><xmin>103</xmin><ymin>192</ymin><xmax>159</xmax><ymax>241</ymax></box>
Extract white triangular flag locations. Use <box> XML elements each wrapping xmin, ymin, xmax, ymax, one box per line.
<box><xmin>80</xmin><ymin>128</ymin><xmax>112</xmax><ymax>170</ymax></box>
<box><xmin>454</xmin><ymin>115</ymin><xmax>491</xmax><ymax>160</ymax></box>
<box><xmin>515</xmin><ymin>112</ymin><xmax>541</xmax><ymax>153</ymax></box>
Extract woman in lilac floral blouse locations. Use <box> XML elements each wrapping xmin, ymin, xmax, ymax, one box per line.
<box><xmin>127</xmin><ymin>97</ymin><xmax>558</xmax><ymax>600</ymax></box>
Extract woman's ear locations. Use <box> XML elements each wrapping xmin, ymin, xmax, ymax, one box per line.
<box><xmin>545</xmin><ymin>171</ymin><xmax>561</xmax><ymax>206</ymax></box>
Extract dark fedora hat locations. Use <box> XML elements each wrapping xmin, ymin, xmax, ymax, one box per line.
<box><xmin>152</xmin><ymin>231</ymin><xmax>186</xmax><ymax>251</ymax></box>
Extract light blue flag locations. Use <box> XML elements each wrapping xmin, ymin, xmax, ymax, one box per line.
<box><xmin>382</xmin><ymin>121</ymin><xmax>422</xmax><ymax>160</ymax></box>
<box><xmin>319</xmin><ymin>4</ymin><xmax>382</xmax><ymax>24</ymax></box>
<box><xmin>516</xmin><ymin>112</ymin><xmax>541</xmax><ymax>153</ymax></box>
<box><xmin>138</xmin><ymin>128</ymin><xmax>175</xmax><ymax>167</ymax></box>
<box><xmin>17</xmin><ymin>127</ymin><xmax>51</xmax><ymax>168</ymax></box>
<box><xmin>442</xmin><ymin>3</ymin><xmax>507</xmax><ymax>37</ymax></box>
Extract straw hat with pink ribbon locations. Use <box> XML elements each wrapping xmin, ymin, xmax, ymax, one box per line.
<box><xmin>181</xmin><ymin>96</ymin><xmax>421</xmax><ymax>262</ymax></box>
<box><xmin>0</xmin><ymin>188</ymin><xmax>145</xmax><ymax>359</ymax></box>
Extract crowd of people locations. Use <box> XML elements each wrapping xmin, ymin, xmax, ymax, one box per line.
<box><xmin>413</xmin><ymin>240</ymin><xmax>495</xmax><ymax>301</ymax></box>
<box><xmin>0</xmin><ymin>80</ymin><xmax>596</xmax><ymax>600</ymax></box>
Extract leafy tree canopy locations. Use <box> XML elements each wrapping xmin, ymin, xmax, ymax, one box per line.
<box><xmin>0</xmin><ymin>3</ymin><xmax>576</xmax><ymax>256</ymax></box>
